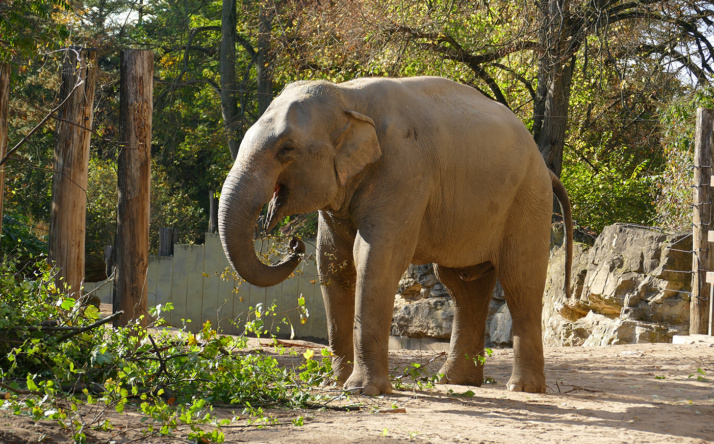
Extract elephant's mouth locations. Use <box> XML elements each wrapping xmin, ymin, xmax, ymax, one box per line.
<box><xmin>264</xmin><ymin>183</ymin><xmax>287</xmax><ymax>232</ymax></box>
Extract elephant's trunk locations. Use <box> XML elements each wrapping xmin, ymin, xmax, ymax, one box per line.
<box><xmin>218</xmin><ymin>166</ymin><xmax>304</xmax><ymax>288</ymax></box>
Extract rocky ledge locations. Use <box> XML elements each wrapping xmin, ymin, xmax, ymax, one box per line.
<box><xmin>391</xmin><ymin>223</ymin><xmax>692</xmax><ymax>347</ymax></box>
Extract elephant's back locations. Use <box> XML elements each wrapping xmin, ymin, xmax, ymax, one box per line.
<box><xmin>363</xmin><ymin>78</ymin><xmax>551</xmax><ymax>267</ymax></box>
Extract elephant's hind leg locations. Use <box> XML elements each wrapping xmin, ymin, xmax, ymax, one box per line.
<box><xmin>434</xmin><ymin>263</ymin><xmax>496</xmax><ymax>386</ymax></box>
<box><xmin>498</xmin><ymin>222</ymin><xmax>550</xmax><ymax>393</ymax></box>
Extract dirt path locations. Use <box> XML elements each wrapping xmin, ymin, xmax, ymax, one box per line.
<box><xmin>2</xmin><ymin>342</ymin><xmax>713</xmax><ymax>443</ymax></box>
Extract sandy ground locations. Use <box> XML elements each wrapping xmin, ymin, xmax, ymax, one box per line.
<box><xmin>1</xmin><ymin>341</ymin><xmax>713</xmax><ymax>443</ymax></box>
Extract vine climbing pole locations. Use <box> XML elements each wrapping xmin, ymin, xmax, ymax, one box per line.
<box><xmin>694</xmin><ymin>107</ymin><xmax>714</xmax><ymax>336</ymax></box>
<box><xmin>114</xmin><ymin>50</ymin><xmax>153</xmax><ymax>327</ymax></box>
<box><xmin>49</xmin><ymin>48</ymin><xmax>97</xmax><ymax>298</ymax></box>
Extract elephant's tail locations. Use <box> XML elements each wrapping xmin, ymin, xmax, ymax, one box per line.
<box><xmin>550</xmin><ymin>170</ymin><xmax>573</xmax><ymax>299</ymax></box>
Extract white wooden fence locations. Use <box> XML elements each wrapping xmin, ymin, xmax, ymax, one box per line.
<box><xmin>84</xmin><ymin>234</ymin><xmax>327</xmax><ymax>340</ymax></box>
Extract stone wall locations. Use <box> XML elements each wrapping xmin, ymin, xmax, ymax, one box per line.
<box><xmin>391</xmin><ymin>223</ymin><xmax>692</xmax><ymax>347</ymax></box>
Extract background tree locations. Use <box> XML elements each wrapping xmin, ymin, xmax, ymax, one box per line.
<box><xmin>285</xmin><ymin>0</ymin><xmax>712</xmax><ymax>230</ymax></box>
<box><xmin>2</xmin><ymin>0</ymin><xmax>713</xmax><ymax>265</ymax></box>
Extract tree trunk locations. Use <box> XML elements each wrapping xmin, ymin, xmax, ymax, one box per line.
<box><xmin>256</xmin><ymin>4</ymin><xmax>274</xmax><ymax>116</ymax></box>
<box><xmin>532</xmin><ymin>0</ymin><xmax>577</xmax><ymax>178</ymax></box>
<box><xmin>534</xmin><ymin>57</ymin><xmax>575</xmax><ymax>178</ymax></box>
<box><xmin>220</xmin><ymin>0</ymin><xmax>241</xmax><ymax>160</ymax></box>
<box><xmin>114</xmin><ymin>49</ymin><xmax>153</xmax><ymax>327</ymax></box>
<box><xmin>49</xmin><ymin>48</ymin><xmax>97</xmax><ymax>298</ymax></box>
<box><xmin>0</xmin><ymin>64</ymin><xmax>9</xmax><ymax>238</ymax></box>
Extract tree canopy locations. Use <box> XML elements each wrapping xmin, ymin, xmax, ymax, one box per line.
<box><xmin>0</xmin><ymin>0</ymin><xmax>712</xmax><ymax>259</ymax></box>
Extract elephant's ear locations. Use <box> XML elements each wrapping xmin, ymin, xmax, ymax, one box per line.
<box><xmin>334</xmin><ymin>109</ymin><xmax>382</xmax><ymax>186</ymax></box>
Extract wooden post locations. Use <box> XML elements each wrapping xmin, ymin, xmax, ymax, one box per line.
<box><xmin>114</xmin><ymin>50</ymin><xmax>153</xmax><ymax>327</ymax></box>
<box><xmin>158</xmin><ymin>227</ymin><xmax>176</xmax><ymax>256</ymax></box>
<box><xmin>0</xmin><ymin>63</ymin><xmax>9</xmax><ymax>238</ymax></box>
<box><xmin>692</xmin><ymin>107</ymin><xmax>714</xmax><ymax>335</ymax></box>
<box><xmin>49</xmin><ymin>48</ymin><xmax>97</xmax><ymax>298</ymax></box>
<box><xmin>208</xmin><ymin>190</ymin><xmax>218</xmax><ymax>233</ymax></box>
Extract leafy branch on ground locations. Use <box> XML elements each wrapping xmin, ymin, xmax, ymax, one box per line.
<box><xmin>0</xmin><ymin>256</ymin><xmax>336</xmax><ymax>443</ymax></box>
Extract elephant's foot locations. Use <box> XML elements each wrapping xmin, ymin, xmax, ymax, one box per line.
<box><xmin>506</xmin><ymin>371</ymin><xmax>546</xmax><ymax>393</ymax></box>
<box><xmin>344</xmin><ymin>368</ymin><xmax>393</xmax><ymax>395</ymax></box>
<box><xmin>437</xmin><ymin>359</ymin><xmax>483</xmax><ymax>387</ymax></box>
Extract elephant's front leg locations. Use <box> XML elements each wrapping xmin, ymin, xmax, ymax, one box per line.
<box><xmin>344</xmin><ymin>234</ymin><xmax>414</xmax><ymax>395</ymax></box>
<box><xmin>317</xmin><ymin>225</ymin><xmax>357</xmax><ymax>385</ymax></box>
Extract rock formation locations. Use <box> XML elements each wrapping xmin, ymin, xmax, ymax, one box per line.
<box><xmin>391</xmin><ymin>223</ymin><xmax>692</xmax><ymax>347</ymax></box>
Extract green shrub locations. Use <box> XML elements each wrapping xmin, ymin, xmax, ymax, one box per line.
<box><xmin>654</xmin><ymin>88</ymin><xmax>714</xmax><ymax>231</ymax></box>
<box><xmin>562</xmin><ymin>150</ymin><xmax>655</xmax><ymax>233</ymax></box>
<box><xmin>0</xmin><ymin>256</ymin><xmax>334</xmax><ymax>442</ymax></box>
<box><xmin>0</xmin><ymin>213</ymin><xmax>48</xmax><ymax>258</ymax></box>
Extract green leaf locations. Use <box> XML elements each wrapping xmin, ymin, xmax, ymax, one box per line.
<box><xmin>84</xmin><ymin>304</ymin><xmax>100</xmax><ymax>320</ymax></box>
<box><xmin>26</xmin><ymin>376</ymin><xmax>38</xmax><ymax>392</ymax></box>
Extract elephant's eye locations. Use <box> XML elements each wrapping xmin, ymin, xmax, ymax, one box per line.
<box><xmin>277</xmin><ymin>144</ymin><xmax>297</xmax><ymax>161</ymax></box>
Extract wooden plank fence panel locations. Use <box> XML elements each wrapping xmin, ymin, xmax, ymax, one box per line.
<box><xmin>170</xmin><ymin>245</ymin><xmax>190</xmax><ymax>328</ymax></box>
<box><xmin>306</xmin><ymin>280</ymin><xmax>326</xmax><ymax>340</ymax></box>
<box><xmin>216</xmin><ymin>241</ymin><xmax>237</xmax><ymax>334</ymax></box>
<box><xmin>147</xmin><ymin>256</ymin><xmax>158</xmax><ymax>310</ymax></box>
<box><xmin>185</xmin><ymin>244</ymin><xmax>205</xmax><ymax>333</ymax></box>
<box><xmin>154</xmin><ymin>256</ymin><xmax>174</xmax><ymax>323</ymax></box>
<box><xmin>281</xmin><ymin>272</ymin><xmax>301</xmax><ymax>337</ymax></box>
<box><xmin>201</xmin><ymin>233</ymin><xmax>222</xmax><ymax>329</ymax></box>
<box><xmin>90</xmin><ymin>235</ymin><xmax>330</xmax><ymax>339</ymax></box>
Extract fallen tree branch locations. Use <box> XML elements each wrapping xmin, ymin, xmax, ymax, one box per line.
<box><xmin>56</xmin><ymin>311</ymin><xmax>123</xmax><ymax>343</ymax></box>
<box><xmin>2</xmin><ymin>311</ymin><xmax>123</xmax><ymax>339</ymax></box>
<box><xmin>0</xmin><ymin>381</ymin><xmax>42</xmax><ymax>396</ymax></box>
<box><xmin>148</xmin><ymin>334</ymin><xmax>169</xmax><ymax>382</ymax></box>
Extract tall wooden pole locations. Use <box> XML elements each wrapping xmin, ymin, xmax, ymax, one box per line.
<box><xmin>49</xmin><ymin>48</ymin><xmax>97</xmax><ymax>298</ymax></box>
<box><xmin>114</xmin><ymin>50</ymin><xmax>153</xmax><ymax>327</ymax></box>
<box><xmin>0</xmin><ymin>64</ymin><xmax>10</xmax><ymax>238</ymax></box>
<box><xmin>692</xmin><ymin>108</ymin><xmax>714</xmax><ymax>335</ymax></box>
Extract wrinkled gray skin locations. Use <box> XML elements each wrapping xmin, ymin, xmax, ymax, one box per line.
<box><xmin>218</xmin><ymin>76</ymin><xmax>573</xmax><ymax>395</ymax></box>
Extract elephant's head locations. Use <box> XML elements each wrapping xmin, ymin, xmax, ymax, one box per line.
<box><xmin>218</xmin><ymin>81</ymin><xmax>381</xmax><ymax>287</ymax></box>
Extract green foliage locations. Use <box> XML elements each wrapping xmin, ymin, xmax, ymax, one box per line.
<box><xmin>85</xmin><ymin>158</ymin><xmax>117</xmax><ymax>258</ymax></box>
<box><xmin>150</xmin><ymin>164</ymin><xmax>208</xmax><ymax>252</ymax></box>
<box><xmin>694</xmin><ymin>368</ymin><xmax>708</xmax><ymax>382</ymax></box>
<box><xmin>392</xmin><ymin>362</ymin><xmax>442</xmax><ymax>392</ymax></box>
<box><xmin>470</xmin><ymin>348</ymin><xmax>493</xmax><ymax>367</ymax></box>
<box><xmin>276</xmin><ymin>213</ymin><xmax>319</xmax><ymax>238</ymax></box>
<box><xmin>654</xmin><ymin>87</ymin><xmax>714</xmax><ymax>231</ymax></box>
<box><xmin>0</xmin><ymin>256</ymin><xmax>336</xmax><ymax>441</ymax></box>
<box><xmin>0</xmin><ymin>213</ymin><xmax>48</xmax><ymax>258</ymax></box>
<box><xmin>562</xmin><ymin>150</ymin><xmax>655</xmax><ymax>232</ymax></box>
<box><xmin>85</xmin><ymin>157</ymin><xmax>212</xmax><ymax>256</ymax></box>
<box><xmin>0</xmin><ymin>0</ymin><xmax>71</xmax><ymax>61</ymax></box>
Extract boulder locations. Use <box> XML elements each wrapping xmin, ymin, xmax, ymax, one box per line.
<box><xmin>391</xmin><ymin>296</ymin><xmax>454</xmax><ymax>339</ymax></box>
<box><xmin>489</xmin><ymin>303</ymin><xmax>513</xmax><ymax>346</ymax></box>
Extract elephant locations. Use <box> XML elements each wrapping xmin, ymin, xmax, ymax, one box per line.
<box><xmin>218</xmin><ymin>76</ymin><xmax>573</xmax><ymax>395</ymax></box>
